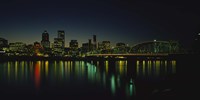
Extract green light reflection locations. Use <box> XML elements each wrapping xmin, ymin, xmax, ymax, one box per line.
<box><xmin>111</xmin><ymin>75</ymin><xmax>116</xmax><ymax>95</ymax></box>
<box><xmin>87</xmin><ymin>62</ymin><xmax>96</xmax><ymax>82</ymax></box>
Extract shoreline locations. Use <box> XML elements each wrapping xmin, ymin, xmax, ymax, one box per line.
<box><xmin>0</xmin><ymin>53</ymin><xmax>199</xmax><ymax>61</ymax></box>
<box><xmin>0</xmin><ymin>55</ymin><xmax>127</xmax><ymax>61</ymax></box>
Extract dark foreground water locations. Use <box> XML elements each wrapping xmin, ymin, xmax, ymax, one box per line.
<box><xmin>0</xmin><ymin>56</ymin><xmax>197</xmax><ymax>100</ymax></box>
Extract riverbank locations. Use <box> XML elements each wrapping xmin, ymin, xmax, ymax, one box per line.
<box><xmin>0</xmin><ymin>53</ymin><xmax>199</xmax><ymax>61</ymax></box>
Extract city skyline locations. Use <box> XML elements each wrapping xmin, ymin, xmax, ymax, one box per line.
<box><xmin>0</xmin><ymin>29</ymin><xmax>186</xmax><ymax>48</ymax></box>
<box><xmin>0</xmin><ymin>30</ymin><xmax>131</xmax><ymax>47</ymax></box>
<box><xmin>0</xmin><ymin>0</ymin><xmax>200</xmax><ymax>48</ymax></box>
<box><xmin>0</xmin><ymin>29</ymin><xmax>199</xmax><ymax>48</ymax></box>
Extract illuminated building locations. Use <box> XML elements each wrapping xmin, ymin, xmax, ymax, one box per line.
<box><xmin>102</xmin><ymin>41</ymin><xmax>111</xmax><ymax>50</ymax></box>
<box><xmin>80</xmin><ymin>35</ymin><xmax>97</xmax><ymax>54</ymax></box>
<box><xmin>98</xmin><ymin>42</ymin><xmax>103</xmax><ymax>50</ymax></box>
<box><xmin>41</xmin><ymin>30</ymin><xmax>50</xmax><ymax>49</ymax></box>
<box><xmin>69</xmin><ymin>40</ymin><xmax>79</xmax><ymax>56</ymax></box>
<box><xmin>51</xmin><ymin>30</ymin><xmax>65</xmax><ymax>56</ymax></box>
<box><xmin>53</xmin><ymin>38</ymin><xmax>63</xmax><ymax>56</ymax></box>
<box><xmin>9</xmin><ymin>42</ymin><xmax>26</xmax><ymax>53</ymax></box>
<box><xmin>33</xmin><ymin>42</ymin><xmax>43</xmax><ymax>56</ymax></box>
<box><xmin>98</xmin><ymin>41</ymin><xmax>111</xmax><ymax>54</ymax></box>
<box><xmin>69</xmin><ymin>40</ymin><xmax>78</xmax><ymax>50</ymax></box>
<box><xmin>115</xmin><ymin>42</ymin><xmax>126</xmax><ymax>54</ymax></box>
<box><xmin>57</xmin><ymin>30</ymin><xmax>65</xmax><ymax>48</ymax></box>
<box><xmin>81</xmin><ymin>39</ymin><xmax>93</xmax><ymax>53</ymax></box>
<box><xmin>26</xmin><ymin>44</ymin><xmax>34</xmax><ymax>56</ymax></box>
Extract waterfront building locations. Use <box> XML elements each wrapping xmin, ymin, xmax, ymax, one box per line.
<box><xmin>102</xmin><ymin>41</ymin><xmax>111</xmax><ymax>50</ymax></box>
<box><xmin>0</xmin><ymin>38</ymin><xmax>8</xmax><ymax>49</ymax></box>
<box><xmin>88</xmin><ymin>39</ymin><xmax>92</xmax><ymax>51</ymax></box>
<box><xmin>9</xmin><ymin>42</ymin><xmax>26</xmax><ymax>52</ymax></box>
<box><xmin>57</xmin><ymin>30</ymin><xmax>65</xmax><ymax>48</ymax></box>
<box><xmin>53</xmin><ymin>38</ymin><xmax>64</xmax><ymax>56</ymax></box>
<box><xmin>82</xmin><ymin>43</ymin><xmax>89</xmax><ymax>53</ymax></box>
<box><xmin>93</xmin><ymin>35</ymin><xmax>97</xmax><ymax>50</ymax></box>
<box><xmin>69</xmin><ymin>40</ymin><xmax>79</xmax><ymax>56</ymax></box>
<box><xmin>69</xmin><ymin>40</ymin><xmax>78</xmax><ymax>50</ymax></box>
<box><xmin>98</xmin><ymin>41</ymin><xmax>111</xmax><ymax>54</ymax></box>
<box><xmin>33</xmin><ymin>42</ymin><xmax>43</xmax><ymax>56</ymax></box>
<box><xmin>115</xmin><ymin>42</ymin><xmax>126</xmax><ymax>54</ymax></box>
<box><xmin>41</xmin><ymin>30</ymin><xmax>50</xmax><ymax>49</ymax></box>
<box><xmin>51</xmin><ymin>30</ymin><xmax>65</xmax><ymax>56</ymax></box>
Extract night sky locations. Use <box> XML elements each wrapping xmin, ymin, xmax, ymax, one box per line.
<box><xmin>0</xmin><ymin>0</ymin><xmax>200</xmax><ymax>48</ymax></box>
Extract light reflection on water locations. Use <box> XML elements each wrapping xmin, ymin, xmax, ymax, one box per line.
<box><xmin>0</xmin><ymin>59</ymin><xmax>176</xmax><ymax>99</ymax></box>
<box><xmin>136</xmin><ymin>60</ymin><xmax>176</xmax><ymax>79</ymax></box>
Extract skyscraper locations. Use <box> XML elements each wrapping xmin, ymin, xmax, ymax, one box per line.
<box><xmin>69</xmin><ymin>40</ymin><xmax>78</xmax><ymax>50</ymax></box>
<box><xmin>41</xmin><ymin>30</ymin><xmax>50</xmax><ymax>49</ymax></box>
<box><xmin>93</xmin><ymin>35</ymin><xmax>97</xmax><ymax>50</ymax></box>
<box><xmin>57</xmin><ymin>30</ymin><xmax>65</xmax><ymax>48</ymax></box>
<box><xmin>53</xmin><ymin>38</ymin><xmax>63</xmax><ymax>56</ymax></box>
<box><xmin>88</xmin><ymin>39</ymin><xmax>92</xmax><ymax>51</ymax></box>
<box><xmin>52</xmin><ymin>30</ymin><xmax>65</xmax><ymax>56</ymax></box>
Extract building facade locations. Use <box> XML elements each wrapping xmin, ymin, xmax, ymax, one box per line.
<box><xmin>93</xmin><ymin>35</ymin><xmax>97</xmax><ymax>50</ymax></box>
<box><xmin>53</xmin><ymin>38</ymin><xmax>64</xmax><ymax>56</ymax></box>
<box><xmin>9</xmin><ymin>42</ymin><xmax>26</xmax><ymax>52</ymax></box>
<box><xmin>41</xmin><ymin>30</ymin><xmax>50</xmax><ymax>49</ymax></box>
<box><xmin>57</xmin><ymin>30</ymin><xmax>65</xmax><ymax>49</ymax></box>
<box><xmin>70</xmin><ymin>40</ymin><xmax>78</xmax><ymax>50</ymax></box>
<box><xmin>33</xmin><ymin>42</ymin><xmax>43</xmax><ymax>56</ymax></box>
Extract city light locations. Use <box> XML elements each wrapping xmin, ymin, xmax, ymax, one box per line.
<box><xmin>0</xmin><ymin>1</ymin><xmax>198</xmax><ymax>100</ymax></box>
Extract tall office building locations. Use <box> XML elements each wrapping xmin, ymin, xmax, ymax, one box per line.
<box><xmin>88</xmin><ymin>39</ymin><xmax>92</xmax><ymax>51</ymax></box>
<box><xmin>69</xmin><ymin>40</ymin><xmax>78</xmax><ymax>50</ymax></box>
<box><xmin>53</xmin><ymin>38</ymin><xmax>63</xmax><ymax>55</ymax></box>
<box><xmin>41</xmin><ymin>30</ymin><xmax>50</xmax><ymax>49</ymax></box>
<box><xmin>57</xmin><ymin>30</ymin><xmax>65</xmax><ymax>48</ymax></box>
<box><xmin>93</xmin><ymin>35</ymin><xmax>97</xmax><ymax>50</ymax></box>
<box><xmin>52</xmin><ymin>30</ymin><xmax>65</xmax><ymax>56</ymax></box>
<box><xmin>82</xmin><ymin>43</ymin><xmax>89</xmax><ymax>52</ymax></box>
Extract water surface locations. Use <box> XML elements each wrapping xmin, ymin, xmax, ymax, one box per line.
<box><xmin>0</xmin><ymin>59</ymin><xmax>177</xmax><ymax>100</ymax></box>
